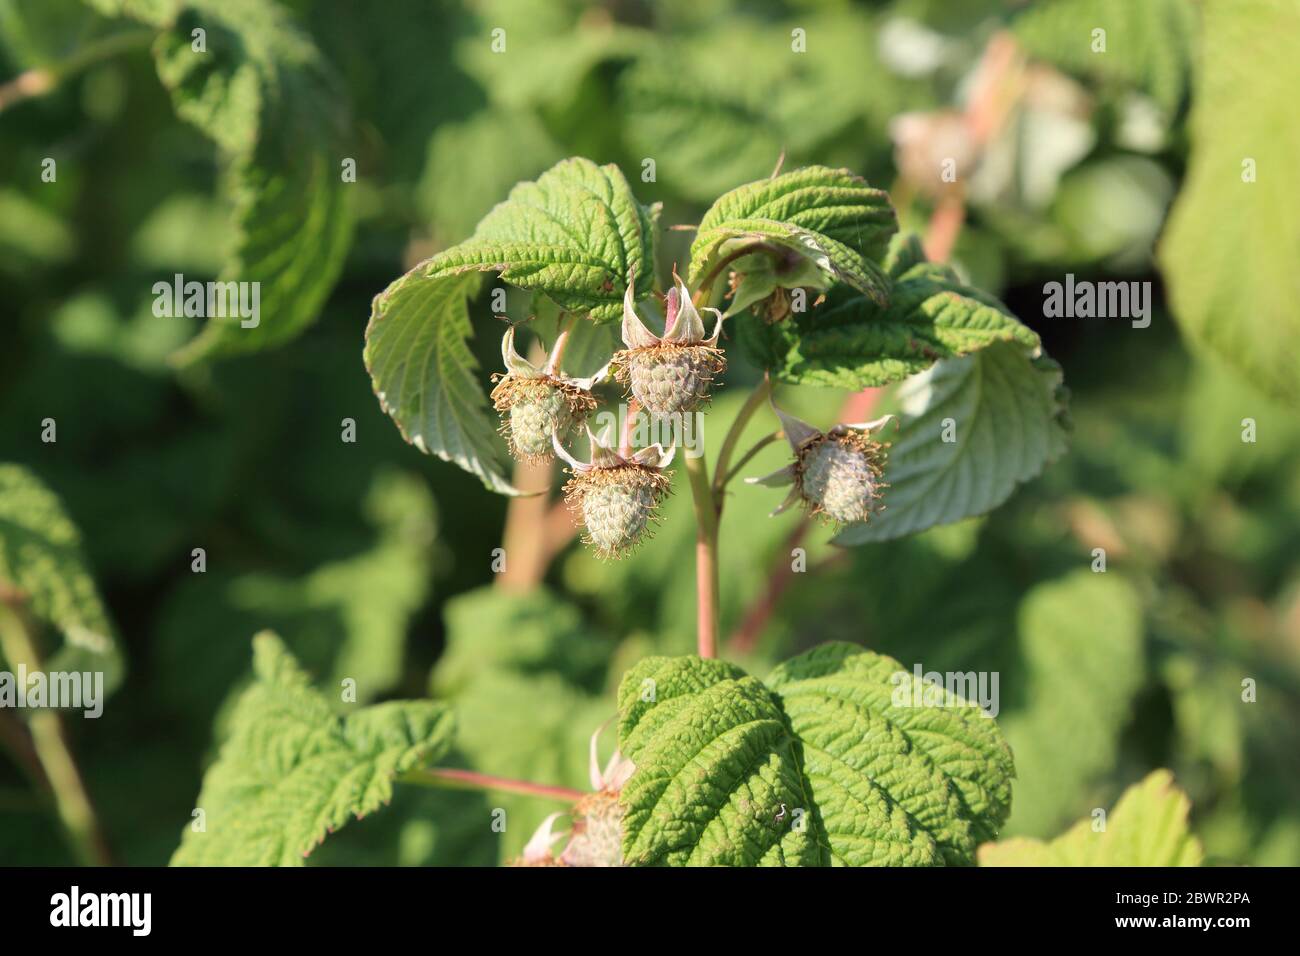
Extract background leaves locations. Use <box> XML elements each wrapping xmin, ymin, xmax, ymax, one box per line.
<box><xmin>1</xmin><ymin>0</ymin><xmax>1298</xmax><ymax>868</ymax></box>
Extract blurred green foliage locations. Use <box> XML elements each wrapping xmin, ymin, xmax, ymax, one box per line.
<box><xmin>1</xmin><ymin>0</ymin><xmax>1297</xmax><ymax>866</ymax></box>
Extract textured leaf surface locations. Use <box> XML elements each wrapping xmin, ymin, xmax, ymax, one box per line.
<box><xmin>767</xmin><ymin>643</ymin><xmax>1013</xmax><ymax>865</ymax></box>
<box><xmin>1159</xmin><ymin>0</ymin><xmax>1300</xmax><ymax>406</ymax></box>
<box><xmin>617</xmin><ymin>647</ymin><xmax>1014</xmax><ymax>866</ymax></box>
<box><xmin>171</xmin><ymin>633</ymin><xmax>454</xmax><ymax>866</ymax></box>
<box><xmin>0</xmin><ymin>464</ymin><xmax>122</xmax><ymax>692</ymax></box>
<box><xmin>365</xmin><ymin>158</ymin><xmax>658</xmax><ymax>493</ymax></box>
<box><xmin>980</xmin><ymin>770</ymin><xmax>1203</xmax><ymax>866</ymax></box>
<box><xmin>617</xmin><ymin>657</ymin><xmax>820</xmax><ymax>866</ymax></box>
<box><xmin>145</xmin><ymin>0</ymin><xmax>354</xmax><ymax>363</ymax></box>
<box><xmin>834</xmin><ymin>341</ymin><xmax>1068</xmax><ymax>544</ymax></box>
<box><xmin>690</xmin><ymin>166</ymin><xmax>897</xmax><ymax>307</ymax></box>
<box><xmin>1012</xmin><ymin>0</ymin><xmax>1195</xmax><ymax>112</ymax></box>
<box><xmin>737</xmin><ymin>261</ymin><xmax>1040</xmax><ymax>389</ymax></box>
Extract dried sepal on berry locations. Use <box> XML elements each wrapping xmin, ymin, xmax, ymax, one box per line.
<box><xmin>555</xmin><ymin>425</ymin><xmax>674</xmax><ymax>559</ymax></box>
<box><xmin>489</xmin><ymin>326</ymin><xmax>604</xmax><ymax>461</ymax></box>
<box><xmin>747</xmin><ymin>403</ymin><xmax>897</xmax><ymax>526</ymax></box>
<box><xmin>613</xmin><ymin>272</ymin><xmax>726</xmax><ymax>415</ymax></box>
<box><xmin>508</xmin><ymin>723</ymin><xmax>635</xmax><ymax>868</ymax></box>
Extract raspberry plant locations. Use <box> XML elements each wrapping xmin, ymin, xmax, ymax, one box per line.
<box><xmin>353</xmin><ymin>157</ymin><xmax>1067</xmax><ymax>866</ymax></box>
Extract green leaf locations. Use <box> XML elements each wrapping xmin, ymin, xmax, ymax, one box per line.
<box><xmin>999</xmin><ymin>572</ymin><xmax>1145</xmax><ymax>837</ymax></box>
<box><xmin>140</xmin><ymin>0</ymin><xmax>354</xmax><ymax>363</ymax></box>
<box><xmin>617</xmin><ymin>656</ymin><xmax>821</xmax><ymax>866</ymax></box>
<box><xmin>690</xmin><ymin>165</ymin><xmax>897</xmax><ymax>307</ymax></box>
<box><xmin>766</xmin><ymin>643</ymin><xmax>1014</xmax><ymax>866</ymax></box>
<box><xmin>736</xmin><ymin>261</ymin><xmax>1040</xmax><ymax>389</ymax></box>
<box><xmin>980</xmin><ymin>770</ymin><xmax>1203</xmax><ymax>866</ymax></box>
<box><xmin>171</xmin><ymin>632</ymin><xmax>454</xmax><ymax>866</ymax></box>
<box><xmin>1159</xmin><ymin>0</ymin><xmax>1300</xmax><ymax>406</ymax></box>
<box><xmin>365</xmin><ymin>157</ymin><xmax>658</xmax><ymax>493</ymax></box>
<box><xmin>0</xmin><ymin>464</ymin><xmax>122</xmax><ymax>693</ymax></box>
<box><xmin>1012</xmin><ymin>0</ymin><xmax>1195</xmax><ymax>113</ymax></box>
<box><xmin>616</xmin><ymin>645</ymin><xmax>1014</xmax><ymax>866</ymax></box>
<box><xmin>833</xmin><ymin>341</ymin><xmax>1069</xmax><ymax>545</ymax></box>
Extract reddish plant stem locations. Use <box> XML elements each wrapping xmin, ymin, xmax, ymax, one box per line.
<box><xmin>725</xmin><ymin>387</ymin><xmax>885</xmax><ymax>654</ymax></box>
<box><xmin>406</xmin><ymin>768</ymin><xmax>584</xmax><ymax>803</ymax></box>
<box><xmin>923</xmin><ymin>193</ymin><xmax>966</xmax><ymax>266</ymax></box>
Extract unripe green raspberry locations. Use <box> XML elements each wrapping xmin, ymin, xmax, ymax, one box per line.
<box><xmin>555</xmin><ymin>428</ymin><xmax>675</xmax><ymax>560</ymax></box>
<box><xmin>746</xmin><ymin>406</ymin><xmax>894</xmax><ymax>527</ymax></box>
<box><xmin>491</xmin><ymin>375</ymin><xmax>594</xmax><ymax>462</ymax></box>
<box><xmin>559</xmin><ymin>790</ymin><xmax>624</xmax><ymax>867</ymax></box>
<box><xmin>624</xmin><ymin>346</ymin><xmax>724</xmax><ymax>414</ymax></box>
<box><xmin>617</xmin><ymin>272</ymin><xmax>726</xmax><ymax>415</ymax></box>
<box><xmin>508</xmin><ymin>385</ymin><xmax>575</xmax><ymax>458</ymax></box>
<box><xmin>800</xmin><ymin>437</ymin><xmax>880</xmax><ymax>524</ymax></box>
<box><xmin>490</xmin><ymin>326</ymin><xmax>603</xmax><ymax>462</ymax></box>
<box><xmin>567</xmin><ymin>466</ymin><xmax>669</xmax><ymax>558</ymax></box>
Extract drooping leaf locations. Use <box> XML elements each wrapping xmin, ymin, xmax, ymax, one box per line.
<box><xmin>1159</xmin><ymin>0</ymin><xmax>1300</xmax><ymax>406</ymax></box>
<box><xmin>1012</xmin><ymin>0</ymin><xmax>1196</xmax><ymax>113</ymax></box>
<box><xmin>135</xmin><ymin>0</ymin><xmax>354</xmax><ymax>363</ymax></box>
<box><xmin>980</xmin><ymin>770</ymin><xmax>1203</xmax><ymax>866</ymax></box>
<box><xmin>617</xmin><ymin>656</ymin><xmax>821</xmax><ymax>866</ymax></box>
<box><xmin>766</xmin><ymin>642</ymin><xmax>1014</xmax><ymax>865</ymax></box>
<box><xmin>171</xmin><ymin>632</ymin><xmax>454</xmax><ymax>866</ymax></box>
<box><xmin>833</xmin><ymin>341</ymin><xmax>1069</xmax><ymax>545</ymax></box>
<box><xmin>366</xmin><ymin>157</ymin><xmax>659</xmax><ymax>493</ymax></box>
<box><xmin>616</xmin><ymin>645</ymin><xmax>1014</xmax><ymax>866</ymax></box>
<box><xmin>0</xmin><ymin>464</ymin><xmax>122</xmax><ymax>693</ymax></box>
<box><xmin>736</xmin><ymin>261</ymin><xmax>1040</xmax><ymax>389</ymax></box>
<box><xmin>689</xmin><ymin>166</ymin><xmax>897</xmax><ymax>307</ymax></box>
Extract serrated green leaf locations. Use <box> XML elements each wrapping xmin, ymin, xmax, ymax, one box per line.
<box><xmin>1159</xmin><ymin>0</ymin><xmax>1300</xmax><ymax>406</ymax></box>
<box><xmin>134</xmin><ymin>0</ymin><xmax>354</xmax><ymax>363</ymax></box>
<box><xmin>980</xmin><ymin>770</ymin><xmax>1202</xmax><ymax>866</ymax></box>
<box><xmin>766</xmin><ymin>643</ymin><xmax>1014</xmax><ymax>865</ymax></box>
<box><xmin>0</xmin><ymin>464</ymin><xmax>122</xmax><ymax>694</ymax></box>
<box><xmin>365</xmin><ymin>157</ymin><xmax>658</xmax><ymax>493</ymax></box>
<box><xmin>617</xmin><ymin>646</ymin><xmax>1014</xmax><ymax>866</ymax></box>
<box><xmin>617</xmin><ymin>656</ymin><xmax>820</xmax><ymax>866</ymax></box>
<box><xmin>1012</xmin><ymin>0</ymin><xmax>1195</xmax><ymax>113</ymax></box>
<box><xmin>171</xmin><ymin>632</ymin><xmax>454</xmax><ymax>866</ymax></box>
<box><xmin>736</xmin><ymin>261</ymin><xmax>1040</xmax><ymax>389</ymax></box>
<box><xmin>690</xmin><ymin>165</ymin><xmax>897</xmax><ymax>307</ymax></box>
<box><xmin>833</xmin><ymin>341</ymin><xmax>1068</xmax><ymax>545</ymax></box>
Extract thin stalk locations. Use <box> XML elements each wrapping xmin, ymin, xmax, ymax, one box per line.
<box><xmin>0</xmin><ymin>28</ymin><xmax>154</xmax><ymax>113</ymax></box>
<box><xmin>544</xmin><ymin>312</ymin><xmax>577</xmax><ymax>374</ymax></box>
<box><xmin>401</xmin><ymin>767</ymin><xmax>584</xmax><ymax>803</ymax></box>
<box><xmin>712</xmin><ymin>376</ymin><xmax>773</xmax><ymax>501</ymax></box>
<box><xmin>684</xmin><ymin>452</ymin><xmax>720</xmax><ymax>659</ymax></box>
<box><xmin>0</xmin><ymin>599</ymin><xmax>111</xmax><ymax>866</ymax></box>
<box><xmin>720</xmin><ymin>431</ymin><xmax>782</xmax><ymax>490</ymax></box>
